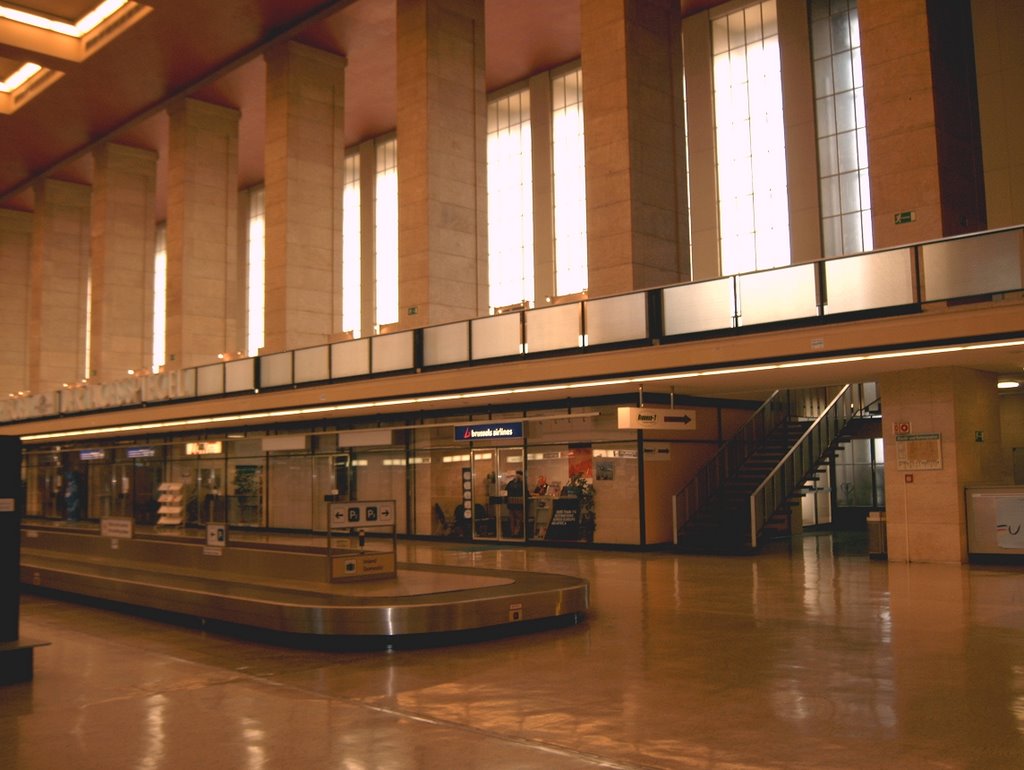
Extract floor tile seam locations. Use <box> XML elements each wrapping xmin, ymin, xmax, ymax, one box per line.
<box><xmin>336</xmin><ymin>699</ymin><xmax>664</xmax><ymax>770</ymax></box>
<box><xmin>19</xmin><ymin>616</ymin><xmax>323</xmax><ymax>683</ymax></box>
<box><xmin>187</xmin><ymin>661</ymin><xmax>659</xmax><ymax>770</ymax></box>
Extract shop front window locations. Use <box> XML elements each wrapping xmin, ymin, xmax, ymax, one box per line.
<box><xmin>25</xmin><ymin>451</ymin><xmax>62</xmax><ymax>520</ymax></box>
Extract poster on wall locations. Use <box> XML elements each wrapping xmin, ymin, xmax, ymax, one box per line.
<box><xmin>568</xmin><ymin>445</ymin><xmax>593</xmax><ymax>479</ymax></box>
<box><xmin>895</xmin><ymin>433</ymin><xmax>942</xmax><ymax>470</ymax></box>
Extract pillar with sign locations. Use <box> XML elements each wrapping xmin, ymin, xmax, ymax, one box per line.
<box><xmin>325</xmin><ymin>499</ymin><xmax>398</xmax><ymax>582</ymax></box>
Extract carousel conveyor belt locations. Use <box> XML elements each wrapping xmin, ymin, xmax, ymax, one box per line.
<box><xmin>19</xmin><ymin>526</ymin><xmax>589</xmax><ymax>646</ymax></box>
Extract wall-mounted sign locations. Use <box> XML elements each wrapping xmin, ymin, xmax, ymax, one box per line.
<box><xmin>617</xmin><ymin>407</ymin><xmax>697</xmax><ymax>430</ymax></box>
<box><xmin>454</xmin><ymin>422</ymin><xmax>523</xmax><ymax>441</ymax></box>
<box><xmin>895</xmin><ymin>433</ymin><xmax>942</xmax><ymax>470</ymax></box>
<box><xmin>79</xmin><ymin>449</ymin><xmax>106</xmax><ymax>461</ymax></box>
<box><xmin>126</xmin><ymin>447</ymin><xmax>156</xmax><ymax>459</ymax></box>
<box><xmin>206</xmin><ymin>523</ymin><xmax>228</xmax><ymax>548</ymax></box>
<box><xmin>643</xmin><ymin>443</ymin><xmax>672</xmax><ymax>461</ymax></box>
<box><xmin>186</xmin><ymin>441</ymin><xmax>223</xmax><ymax>456</ymax></box>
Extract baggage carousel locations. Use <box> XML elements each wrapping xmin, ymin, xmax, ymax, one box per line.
<box><xmin>19</xmin><ymin>523</ymin><xmax>588</xmax><ymax>648</ymax></box>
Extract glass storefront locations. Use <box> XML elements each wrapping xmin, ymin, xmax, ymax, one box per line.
<box><xmin>408</xmin><ymin>409</ymin><xmax>641</xmax><ymax>545</ymax></box>
<box><xmin>21</xmin><ymin>405</ymin><xmax>645</xmax><ymax>545</ymax></box>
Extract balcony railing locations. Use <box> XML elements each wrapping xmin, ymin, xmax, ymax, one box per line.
<box><xmin>2</xmin><ymin>225</ymin><xmax>1021</xmax><ymax>425</ymax></box>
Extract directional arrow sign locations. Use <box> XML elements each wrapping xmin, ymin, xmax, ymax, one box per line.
<box><xmin>617</xmin><ymin>406</ymin><xmax>697</xmax><ymax>430</ymax></box>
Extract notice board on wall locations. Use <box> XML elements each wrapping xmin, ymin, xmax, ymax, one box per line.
<box><xmin>895</xmin><ymin>433</ymin><xmax>943</xmax><ymax>471</ymax></box>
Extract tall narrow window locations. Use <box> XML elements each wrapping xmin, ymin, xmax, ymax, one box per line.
<box><xmin>151</xmin><ymin>223</ymin><xmax>166</xmax><ymax>373</ymax></box>
<box><xmin>487</xmin><ymin>88</ymin><xmax>534</xmax><ymax>310</ymax></box>
<box><xmin>552</xmin><ymin>68</ymin><xmax>588</xmax><ymax>297</ymax></box>
<box><xmin>342</xmin><ymin>153</ymin><xmax>361</xmax><ymax>336</ymax></box>
<box><xmin>712</xmin><ymin>0</ymin><xmax>790</xmax><ymax>275</ymax></box>
<box><xmin>810</xmin><ymin>0</ymin><xmax>872</xmax><ymax>256</ymax></box>
<box><xmin>83</xmin><ymin>268</ymin><xmax>92</xmax><ymax>380</ymax></box>
<box><xmin>375</xmin><ymin>138</ymin><xmax>398</xmax><ymax>329</ymax></box>
<box><xmin>245</xmin><ymin>186</ymin><xmax>265</xmax><ymax>358</ymax></box>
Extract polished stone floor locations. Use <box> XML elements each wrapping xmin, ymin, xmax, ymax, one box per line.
<box><xmin>3</xmin><ymin>533</ymin><xmax>1023</xmax><ymax>769</ymax></box>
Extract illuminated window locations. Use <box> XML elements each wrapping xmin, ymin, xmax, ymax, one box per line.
<box><xmin>151</xmin><ymin>224</ymin><xmax>166</xmax><ymax>373</ymax></box>
<box><xmin>487</xmin><ymin>88</ymin><xmax>534</xmax><ymax>310</ymax></box>
<box><xmin>810</xmin><ymin>0</ymin><xmax>872</xmax><ymax>256</ymax></box>
<box><xmin>245</xmin><ymin>186</ymin><xmax>265</xmax><ymax>357</ymax></box>
<box><xmin>375</xmin><ymin>138</ymin><xmax>398</xmax><ymax>328</ymax></box>
<box><xmin>712</xmin><ymin>0</ymin><xmax>790</xmax><ymax>275</ymax></box>
<box><xmin>342</xmin><ymin>154</ymin><xmax>361</xmax><ymax>336</ymax></box>
<box><xmin>552</xmin><ymin>68</ymin><xmax>588</xmax><ymax>296</ymax></box>
<box><xmin>84</xmin><ymin>268</ymin><xmax>92</xmax><ymax>380</ymax></box>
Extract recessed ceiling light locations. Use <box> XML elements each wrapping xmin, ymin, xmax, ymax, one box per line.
<box><xmin>0</xmin><ymin>0</ymin><xmax>128</xmax><ymax>38</ymax></box>
<box><xmin>997</xmin><ymin>380</ymin><xmax>1020</xmax><ymax>390</ymax></box>
<box><xmin>0</xmin><ymin>62</ymin><xmax>41</xmax><ymax>93</ymax></box>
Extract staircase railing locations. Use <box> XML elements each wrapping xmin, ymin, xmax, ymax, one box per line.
<box><xmin>672</xmin><ymin>387</ymin><xmax>831</xmax><ymax>543</ymax></box>
<box><xmin>747</xmin><ymin>384</ymin><xmax>866</xmax><ymax>548</ymax></box>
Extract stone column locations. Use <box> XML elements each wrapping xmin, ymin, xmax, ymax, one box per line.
<box><xmin>971</xmin><ymin>0</ymin><xmax>1024</xmax><ymax>228</ymax></box>
<box><xmin>529</xmin><ymin>72</ymin><xmax>556</xmax><ymax>304</ymax></box>
<box><xmin>89</xmin><ymin>143</ymin><xmax>157</xmax><ymax>381</ymax></box>
<box><xmin>581</xmin><ymin>0</ymin><xmax>688</xmax><ymax>295</ymax></box>
<box><xmin>860</xmin><ymin>0</ymin><xmax>986</xmax><ymax>246</ymax></box>
<box><xmin>396</xmin><ymin>0</ymin><xmax>487</xmax><ymax>329</ymax></box>
<box><xmin>681</xmin><ymin>12</ymin><xmax>717</xmax><ymax>282</ymax></box>
<box><xmin>28</xmin><ymin>179</ymin><xmax>91</xmax><ymax>392</ymax></box>
<box><xmin>778</xmin><ymin>0</ymin><xmax>822</xmax><ymax>264</ymax></box>
<box><xmin>263</xmin><ymin>42</ymin><xmax>346</xmax><ymax>353</ymax></box>
<box><xmin>878</xmin><ymin>367</ymin><xmax>1007</xmax><ymax>563</ymax></box>
<box><xmin>165</xmin><ymin>98</ymin><xmax>241</xmax><ymax>369</ymax></box>
<box><xmin>0</xmin><ymin>210</ymin><xmax>32</xmax><ymax>396</ymax></box>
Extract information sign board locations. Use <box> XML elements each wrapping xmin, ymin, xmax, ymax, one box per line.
<box><xmin>328</xmin><ymin>501</ymin><xmax>396</xmax><ymax>529</ymax></box>
<box><xmin>100</xmin><ymin>517</ymin><xmax>134</xmax><ymax>539</ymax></box>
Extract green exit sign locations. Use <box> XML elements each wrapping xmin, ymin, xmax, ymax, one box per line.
<box><xmin>894</xmin><ymin>210</ymin><xmax>916</xmax><ymax>225</ymax></box>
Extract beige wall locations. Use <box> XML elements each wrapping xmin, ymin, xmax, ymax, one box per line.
<box><xmin>642</xmin><ymin>403</ymin><xmax>757</xmax><ymax>545</ymax></box>
<box><xmin>0</xmin><ymin>210</ymin><xmax>31</xmax><ymax>396</ymax></box>
<box><xmin>999</xmin><ymin>392</ymin><xmax>1024</xmax><ymax>483</ymax></box>
<box><xmin>879</xmin><ymin>366</ymin><xmax>1007</xmax><ymax>563</ymax></box>
<box><xmin>29</xmin><ymin>179</ymin><xmax>91</xmax><ymax>392</ymax></box>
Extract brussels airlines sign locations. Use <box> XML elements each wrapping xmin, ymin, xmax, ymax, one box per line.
<box><xmin>454</xmin><ymin>422</ymin><xmax>524</xmax><ymax>441</ymax></box>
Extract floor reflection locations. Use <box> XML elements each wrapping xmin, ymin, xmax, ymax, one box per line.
<box><xmin>5</xmin><ymin>532</ymin><xmax>1023</xmax><ymax>769</ymax></box>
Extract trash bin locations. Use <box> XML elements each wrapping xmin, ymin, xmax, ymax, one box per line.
<box><xmin>867</xmin><ymin>511</ymin><xmax>887</xmax><ymax>559</ymax></box>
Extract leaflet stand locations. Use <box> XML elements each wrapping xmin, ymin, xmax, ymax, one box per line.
<box><xmin>325</xmin><ymin>499</ymin><xmax>397</xmax><ymax>583</ymax></box>
<box><xmin>156</xmin><ymin>482</ymin><xmax>185</xmax><ymax>527</ymax></box>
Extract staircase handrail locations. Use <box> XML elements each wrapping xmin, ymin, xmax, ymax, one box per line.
<box><xmin>747</xmin><ymin>384</ymin><xmax>864</xmax><ymax>548</ymax></box>
<box><xmin>672</xmin><ymin>388</ymin><xmax>805</xmax><ymax>542</ymax></box>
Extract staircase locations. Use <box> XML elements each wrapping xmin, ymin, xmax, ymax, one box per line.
<box><xmin>673</xmin><ymin>386</ymin><xmax>866</xmax><ymax>553</ymax></box>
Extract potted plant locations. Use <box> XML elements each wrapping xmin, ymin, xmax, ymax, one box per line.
<box><xmin>564</xmin><ymin>472</ymin><xmax>596</xmax><ymax>542</ymax></box>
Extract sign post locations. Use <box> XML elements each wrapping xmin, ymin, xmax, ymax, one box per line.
<box><xmin>325</xmin><ymin>500</ymin><xmax>398</xmax><ymax>582</ymax></box>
